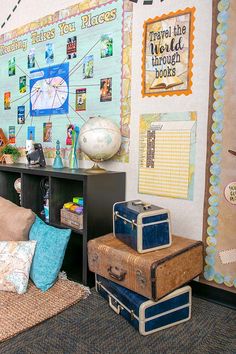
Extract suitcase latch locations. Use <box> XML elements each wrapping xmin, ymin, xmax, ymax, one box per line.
<box><xmin>131</xmin><ymin>220</ymin><xmax>135</xmax><ymax>230</ymax></box>
<box><xmin>114</xmin><ymin>211</ymin><xmax>119</xmax><ymax>221</ymax></box>
<box><xmin>136</xmin><ymin>270</ymin><xmax>147</xmax><ymax>288</ymax></box>
<box><xmin>96</xmin><ymin>281</ymin><xmax>101</xmax><ymax>291</ymax></box>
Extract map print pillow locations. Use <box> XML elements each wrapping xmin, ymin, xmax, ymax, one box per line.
<box><xmin>0</xmin><ymin>241</ymin><xmax>36</xmax><ymax>294</ymax></box>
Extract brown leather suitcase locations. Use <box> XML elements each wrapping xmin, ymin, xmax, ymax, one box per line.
<box><xmin>88</xmin><ymin>233</ymin><xmax>203</xmax><ymax>301</ymax></box>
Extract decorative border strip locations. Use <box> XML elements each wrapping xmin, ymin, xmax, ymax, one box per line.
<box><xmin>0</xmin><ymin>0</ymin><xmax>118</xmax><ymax>44</ymax></box>
<box><xmin>203</xmin><ymin>0</ymin><xmax>236</xmax><ymax>288</ymax></box>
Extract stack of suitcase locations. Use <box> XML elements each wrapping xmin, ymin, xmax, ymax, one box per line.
<box><xmin>88</xmin><ymin>200</ymin><xmax>203</xmax><ymax>336</ymax></box>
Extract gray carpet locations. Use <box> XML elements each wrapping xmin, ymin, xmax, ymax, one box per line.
<box><xmin>0</xmin><ymin>289</ymin><xmax>235</xmax><ymax>354</ymax></box>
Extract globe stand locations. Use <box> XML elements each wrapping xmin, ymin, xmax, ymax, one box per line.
<box><xmin>86</xmin><ymin>162</ymin><xmax>106</xmax><ymax>174</ymax></box>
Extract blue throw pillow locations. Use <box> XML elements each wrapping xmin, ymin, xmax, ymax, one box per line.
<box><xmin>29</xmin><ymin>216</ymin><xmax>71</xmax><ymax>292</ymax></box>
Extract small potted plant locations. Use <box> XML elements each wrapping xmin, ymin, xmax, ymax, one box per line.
<box><xmin>1</xmin><ymin>144</ymin><xmax>21</xmax><ymax>164</ymax></box>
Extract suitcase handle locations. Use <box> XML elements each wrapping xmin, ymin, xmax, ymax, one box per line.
<box><xmin>107</xmin><ymin>266</ymin><xmax>127</xmax><ymax>281</ymax></box>
<box><xmin>108</xmin><ymin>295</ymin><xmax>123</xmax><ymax>314</ymax></box>
<box><xmin>132</xmin><ymin>201</ymin><xmax>152</xmax><ymax>210</ymax></box>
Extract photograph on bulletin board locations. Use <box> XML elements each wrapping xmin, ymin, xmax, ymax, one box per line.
<box><xmin>4</xmin><ymin>92</ymin><xmax>11</xmax><ymax>110</ymax></box>
<box><xmin>27</xmin><ymin>126</ymin><xmax>35</xmax><ymax>141</ymax></box>
<box><xmin>9</xmin><ymin>126</ymin><xmax>16</xmax><ymax>144</ymax></box>
<box><xmin>17</xmin><ymin>106</ymin><xmax>25</xmax><ymax>124</ymax></box>
<box><xmin>0</xmin><ymin>0</ymin><xmax>133</xmax><ymax>163</ymax></box>
<box><xmin>142</xmin><ymin>8</ymin><xmax>195</xmax><ymax>97</ymax></box>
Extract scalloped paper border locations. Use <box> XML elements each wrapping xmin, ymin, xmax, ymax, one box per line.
<box><xmin>141</xmin><ymin>7</ymin><xmax>195</xmax><ymax>97</ymax></box>
<box><xmin>203</xmin><ymin>0</ymin><xmax>236</xmax><ymax>289</ymax></box>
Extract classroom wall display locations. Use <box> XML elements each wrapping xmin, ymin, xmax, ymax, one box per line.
<box><xmin>141</xmin><ymin>8</ymin><xmax>195</xmax><ymax>97</ymax></box>
<box><xmin>0</xmin><ymin>0</ymin><xmax>133</xmax><ymax>162</ymax></box>
<box><xmin>203</xmin><ymin>0</ymin><xmax>236</xmax><ymax>292</ymax></box>
<box><xmin>139</xmin><ymin>112</ymin><xmax>197</xmax><ymax>199</ymax></box>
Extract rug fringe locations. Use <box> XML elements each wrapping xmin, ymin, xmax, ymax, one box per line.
<box><xmin>79</xmin><ymin>284</ymin><xmax>91</xmax><ymax>299</ymax></box>
<box><xmin>58</xmin><ymin>271</ymin><xmax>91</xmax><ymax>299</ymax></box>
<box><xmin>58</xmin><ymin>271</ymin><xmax>68</xmax><ymax>280</ymax></box>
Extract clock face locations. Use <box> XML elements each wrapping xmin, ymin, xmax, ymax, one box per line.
<box><xmin>30</xmin><ymin>63</ymin><xmax>69</xmax><ymax>116</ymax></box>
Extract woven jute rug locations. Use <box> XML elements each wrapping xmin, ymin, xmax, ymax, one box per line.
<box><xmin>0</xmin><ymin>279</ymin><xmax>90</xmax><ymax>343</ymax></box>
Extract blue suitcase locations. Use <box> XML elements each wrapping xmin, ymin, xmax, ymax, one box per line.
<box><xmin>113</xmin><ymin>200</ymin><xmax>171</xmax><ymax>253</ymax></box>
<box><xmin>96</xmin><ymin>274</ymin><xmax>191</xmax><ymax>336</ymax></box>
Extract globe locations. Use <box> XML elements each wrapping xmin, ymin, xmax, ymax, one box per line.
<box><xmin>14</xmin><ymin>178</ymin><xmax>22</xmax><ymax>204</ymax></box>
<box><xmin>14</xmin><ymin>178</ymin><xmax>21</xmax><ymax>194</ymax></box>
<box><xmin>79</xmin><ymin>117</ymin><xmax>121</xmax><ymax>171</ymax></box>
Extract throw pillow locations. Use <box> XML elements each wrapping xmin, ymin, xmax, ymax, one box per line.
<box><xmin>0</xmin><ymin>197</ymin><xmax>35</xmax><ymax>241</ymax></box>
<box><xmin>29</xmin><ymin>216</ymin><xmax>71</xmax><ymax>292</ymax></box>
<box><xmin>0</xmin><ymin>241</ymin><xmax>37</xmax><ymax>294</ymax></box>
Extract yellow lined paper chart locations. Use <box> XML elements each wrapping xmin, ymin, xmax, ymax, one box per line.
<box><xmin>139</xmin><ymin>114</ymin><xmax>197</xmax><ymax>199</ymax></box>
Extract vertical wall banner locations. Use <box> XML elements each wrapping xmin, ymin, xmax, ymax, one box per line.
<box><xmin>139</xmin><ymin>112</ymin><xmax>197</xmax><ymax>199</ymax></box>
<box><xmin>203</xmin><ymin>0</ymin><xmax>236</xmax><ymax>293</ymax></box>
<box><xmin>142</xmin><ymin>8</ymin><xmax>195</xmax><ymax>97</ymax></box>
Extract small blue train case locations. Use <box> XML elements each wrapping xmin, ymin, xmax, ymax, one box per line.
<box><xmin>113</xmin><ymin>200</ymin><xmax>171</xmax><ymax>253</ymax></box>
<box><xmin>96</xmin><ymin>274</ymin><xmax>191</xmax><ymax>336</ymax></box>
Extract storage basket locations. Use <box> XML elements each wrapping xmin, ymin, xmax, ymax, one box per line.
<box><xmin>60</xmin><ymin>208</ymin><xmax>83</xmax><ymax>230</ymax></box>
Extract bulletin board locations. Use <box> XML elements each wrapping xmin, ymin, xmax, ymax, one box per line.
<box><xmin>202</xmin><ymin>0</ymin><xmax>236</xmax><ymax>292</ymax></box>
<box><xmin>0</xmin><ymin>0</ymin><xmax>133</xmax><ymax>162</ymax></box>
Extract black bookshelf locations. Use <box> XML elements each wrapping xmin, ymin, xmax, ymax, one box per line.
<box><xmin>0</xmin><ymin>163</ymin><xmax>126</xmax><ymax>285</ymax></box>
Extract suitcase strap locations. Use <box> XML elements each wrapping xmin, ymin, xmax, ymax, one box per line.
<box><xmin>114</xmin><ymin>211</ymin><xmax>169</xmax><ymax>229</ymax></box>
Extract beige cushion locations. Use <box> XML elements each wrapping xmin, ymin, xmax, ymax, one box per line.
<box><xmin>0</xmin><ymin>197</ymin><xmax>35</xmax><ymax>241</ymax></box>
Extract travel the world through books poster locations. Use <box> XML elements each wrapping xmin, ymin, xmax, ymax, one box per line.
<box><xmin>142</xmin><ymin>8</ymin><xmax>195</xmax><ymax>97</ymax></box>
